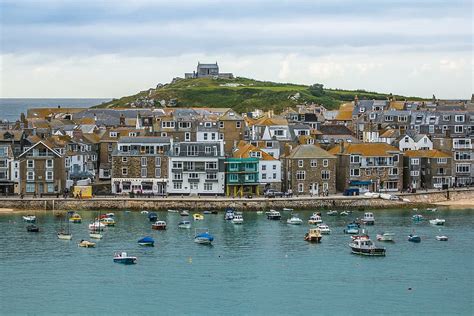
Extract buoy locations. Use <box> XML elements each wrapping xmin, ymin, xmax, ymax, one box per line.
<box><xmin>188</xmin><ymin>257</ymin><xmax>192</xmax><ymax>264</ymax></box>
<box><xmin>408</xmin><ymin>287</ymin><xmax>412</xmax><ymax>291</ymax></box>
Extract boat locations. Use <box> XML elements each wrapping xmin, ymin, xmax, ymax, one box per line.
<box><xmin>68</xmin><ymin>213</ymin><xmax>82</xmax><ymax>223</ymax></box>
<box><xmin>308</xmin><ymin>213</ymin><xmax>322</xmax><ymax>225</ymax></box>
<box><xmin>316</xmin><ymin>223</ymin><xmax>331</xmax><ymax>234</ymax></box>
<box><xmin>408</xmin><ymin>234</ymin><xmax>421</xmax><ymax>243</ymax></box>
<box><xmin>88</xmin><ymin>221</ymin><xmax>106</xmax><ymax>230</ymax></box>
<box><xmin>256</xmin><ymin>211</ymin><xmax>263</xmax><ymax>215</ymax></box>
<box><xmin>26</xmin><ymin>224</ymin><xmax>39</xmax><ymax>232</ymax></box>
<box><xmin>113</xmin><ymin>252</ymin><xmax>137</xmax><ymax>264</ymax></box>
<box><xmin>152</xmin><ymin>220</ymin><xmax>167</xmax><ymax>230</ymax></box>
<box><xmin>193</xmin><ymin>213</ymin><xmax>204</xmax><ymax>221</ymax></box>
<box><xmin>344</xmin><ymin>222</ymin><xmax>360</xmax><ymax>234</ymax></box>
<box><xmin>427</xmin><ymin>208</ymin><xmax>437</xmax><ymax>212</ymax></box>
<box><xmin>232</xmin><ymin>213</ymin><xmax>244</xmax><ymax>224</ymax></box>
<box><xmin>194</xmin><ymin>229</ymin><xmax>214</xmax><ymax>244</ymax></box>
<box><xmin>362</xmin><ymin>212</ymin><xmax>375</xmax><ymax>225</ymax></box>
<box><xmin>265</xmin><ymin>209</ymin><xmax>281</xmax><ymax>220</ymax></box>
<box><xmin>376</xmin><ymin>232</ymin><xmax>395</xmax><ymax>242</ymax></box>
<box><xmin>340</xmin><ymin>211</ymin><xmax>350</xmax><ymax>216</ymax></box>
<box><xmin>22</xmin><ymin>215</ymin><xmax>36</xmax><ymax>223</ymax></box>
<box><xmin>106</xmin><ymin>212</ymin><xmax>115</xmax><ymax>218</ymax></box>
<box><xmin>287</xmin><ymin>214</ymin><xmax>303</xmax><ymax>225</ymax></box>
<box><xmin>89</xmin><ymin>230</ymin><xmax>103</xmax><ymax>239</ymax></box>
<box><xmin>138</xmin><ymin>236</ymin><xmax>155</xmax><ymax>246</ymax></box>
<box><xmin>412</xmin><ymin>214</ymin><xmax>424</xmax><ymax>221</ymax></box>
<box><xmin>429</xmin><ymin>218</ymin><xmax>445</xmax><ymax>226</ymax></box>
<box><xmin>180</xmin><ymin>210</ymin><xmax>190</xmax><ymax>217</ymax></box>
<box><xmin>224</xmin><ymin>208</ymin><xmax>235</xmax><ymax>220</ymax></box>
<box><xmin>436</xmin><ymin>235</ymin><xmax>448</xmax><ymax>241</ymax></box>
<box><xmin>148</xmin><ymin>212</ymin><xmax>158</xmax><ymax>222</ymax></box>
<box><xmin>327</xmin><ymin>210</ymin><xmax>338</xmax><ymax>216</ymax></box>
<box><xmin>78</xmin><ymin>240</ymin><xmax>95</xmax><ymax>248</ymax></box>
<box><xmin>178</xmin><ymin>220</ymin><xmax>191</xmax><ymax>229</ymax></box>
<box><xmin>100</xmin><ymin>217</ymin><xmax>116</xmax><ymax>226</ymax></box>
<box><xmin>203</xmin><ymin>210</ymin><xmax>211</xmax><ymax>214</ymax></box>
<box><xmin>351</xmin><ymin>232</ymin><xmax>370</xmax><ymax>240</ymax></box>
<box><xmin>140</xmin><ymin>210</ymin><xmax>149</xmax><ymax>214</ymax></box>
<box><xmin>167</xmin><ymin>209</ymin><xmax>179</xmax><ymax>213</ymax></box>
<box><xmin>57</xmin><ymin>231</ymin><xmax>73</xmax><ymax>240</ymax></box>
<box><xmin>282</xmin><ymin>208</ymin><xmax>294</xmax><ymax>212</ymax></box>
<box><xmin>304</xmin><ymin>228</ymin><xmax>322</xmax><ymax>243</ymax></box>
<box><xmin>349</xmin><ymin>238</ymin><xmax>386</xmax><ymax>256</ymax></box>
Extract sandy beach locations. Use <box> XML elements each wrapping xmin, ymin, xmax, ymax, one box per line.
<box><xmin>0</xmin><ymin>208</ymin><xmax>15</xmax><ymax>213</ymax></box>
<box><xmin>434</xmin><ymin>199</ymin><xmax>474</xmax><ymax>208</ymax></box>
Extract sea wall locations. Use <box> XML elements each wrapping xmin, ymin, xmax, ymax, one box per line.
<box><xmin>1</xmin><ymin>188</ymin><xmax>472</xmax><ymax>211</ymax></box>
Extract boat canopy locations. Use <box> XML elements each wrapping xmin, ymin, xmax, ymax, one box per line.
<box><xmin>195</xmin><ymin>232</ymin><xmax>214</xmax><ymax>241</ymax></box>
<box><xmin>138</xmin><ymin>236</ymin><xmax>154</xmax><ymax>243</ymax></box>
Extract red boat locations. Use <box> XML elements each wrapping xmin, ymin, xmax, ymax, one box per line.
<box><xmin>151</xmin><ymin>220</ymin><xmax>167</xmax><ymax>230</ymax></box>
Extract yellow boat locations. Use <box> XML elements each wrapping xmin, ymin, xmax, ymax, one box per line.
<box><xmin>100</xmin><ymin>217</ymin><xmax>116</xmax><ymax>226</ymax></box>
<box><xmin>69</xmin><ymin>213</ymin><xmax>82</xmax><ymax>223</ymax></box>
<box><xmin>193</xmin><ymin>213</ymin><xmax>204</xmax><ymax>221</ymax></box>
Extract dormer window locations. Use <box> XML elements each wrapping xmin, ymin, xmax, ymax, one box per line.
<box><xmin>385</xmin><ymin>116</ymin><xmax>393</xmax><ymax>122</ymax></box>
<box><xmin>359</xmin><ymin>108</ymin><xmax>365</xmax><ymax>113</ymax></box>
<box><xmin>109</xmin><ymin>132</ymin><xmax>118</xmax><ymax>138</ymax></box>
<box><xmin>455</xmin><ymin>115</ymin><xmax>465</xmax><ymax>122</ymax></box>
<box><xmin>205</xmin><ymin>122</ymin><xmax>212</xmax><ymax>128</ymax></box>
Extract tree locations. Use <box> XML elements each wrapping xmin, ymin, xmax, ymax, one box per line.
<box><xmin>309</xmin><ymin>83</ymin><xmax>325</xmax><ymax>97</ymax></box>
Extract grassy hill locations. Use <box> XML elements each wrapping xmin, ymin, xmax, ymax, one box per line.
<box><xmin>96</xmin><ymin>77</ymin><xmax>424</xmax><ymax>113</ymax></box>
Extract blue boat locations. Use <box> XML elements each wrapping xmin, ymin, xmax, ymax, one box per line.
<box><xmin>412</xmin><ymin>214</ymin><xmax>424</xmax><ymax>221</ymax></box>
<box><xmin>344</xmin><ymin>223</ymin><xmax>360</xmax><ymax>234</ymax></box>
<box><xmin>148</xmin><ymin>212</ymin><xmax>158</xmax><ymax>222</ymax></box>
<box><xmin>194</xmin><ymin>229</ymin><xmax>214</xmax><ymax>244</ymax></box>
<box><xmin>408</xmin><ymin>234</ymin><xmax>421</xmax><ymax>243</ymax></box>
<box><xmin>113</xmin><ymin>252</ymin><xmax>137</xmax><ymax>264</ymax></box>
<box><xmin>138</xmin><ymin>236</ymin><xmax>154</xmax><ymax>246</ymax></box>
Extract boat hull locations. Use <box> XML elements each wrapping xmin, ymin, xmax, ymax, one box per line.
<box><xmin>26</xmin><ymin>225</ymin><xmax>39</xmax><ymax>232</ymax></box>
<box><xmin>408</xmin><ymin>236</ymin><xmax>421</xmax><ymax>243</ymax></box>
<box><xmin>90</xmin><ymin>233</ymin><xmax>103</xmax><ymax>239</ymax></box>
<box><xmin>138</xmin><ymin>242</ymin><xmax>154</xmax><ymax>246</ymax></box>
<box><xmin>57</xmin><ymin>233</ymin><xmax>72</xmax><ymax>240</ymax></box>
<box><xmin>350</xmin><ymin>247</ymin><xmax>386</xmax><ymax>256</ymax></box>
<box><xmin>114</xmin><ymin>258</ymin><xmax>137</xmax><ymax>264</ymax></box>
<box><xmin>151</xmin><ymin>225</ymin><xmax>166</xmax><ymax>230</ymax></box>
<box><xmin>178</xmin><ymin>224</ymin><xmax>191</xmax><ymax>229</ymax></box>
<box><xmin>194</xmin><ymin>238</ymin><xmax>212</xmax><ymax>244</ymax></box>
<box><xmin>304</xmin><ymin>236</ymin><xmax>322</xmax><ymax>243</ymax></box>
<box><xmin>267</xmin><ymin>215</ymin><xmax>281</xmax><ymax>220</ymax></box>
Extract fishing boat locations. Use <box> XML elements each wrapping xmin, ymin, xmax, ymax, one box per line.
<box><xmin>78</xmin><ymin>240</ymin><xmax>95</xmax><ymax>248</ymax></box>
<box><xmin>282</xmin><ymin>208</ymin><xmax>294</xmax><ymax>212</ymax></box>
<box><xmin>193</xmin><ymin>213</ymin><xmax>204</xmax><ymax>221</ymax></box>
<box><xmin>140</xmin><ymin>210</ymin><xmax>149</xmax><ymax>214</ymax></box>
<box><xmin>308</xmin><ymin>213</ymin><xmax>322</xmax><ymax>225</ymax></box>
<box><xmin>429</xmin><ymin>218</ymin><xmax>445</xmax><ymax>226</ymax></box>
<box><xmin>436</xmin><ymin>235</ymin><xmax>448</xmax><ymax>241</ymax></box>
<box><xmin>327</xmin><ymin>210</ymin><xmax>338</xmax><ymax>216</ymax></box>
<box><xmin>138</xmin><ymin>236</ymin><xmax>155</xmax><ymax>246</ymax></box>
<box><xmin>412</xmin><ymin>214</ymin><xmax>424</xmax><ymax>221</ymax></box>
<box><xmin>376</xmin><ymin>232</ymin><xmax>395</xmax><ymax>242</ymax></box>
<box><xmin>178</xmin><ymin>220</ymin><xmax>191</xmax><ymax>229</ymax></box>
<box><xmin>349</xmin><ymin>238</ymin><xmax>386</xmax><ymax>256</ymax></box>
<box><xmin>224</xmin><ymin>208</ymin><xmax>235</xmax><ymax>220</ymax></box>
<box><xmin>88</xmin><ymin>221</ymin><xmax>106</xmax><ymax>230</ymax></box>
<box><xmin>113</xmin><ymin>252</ymin><xmax>137</xmax><ymax>264</ymax></box>
<box><xmin>152</xmin><ymin>220</ymin><xmax>167</xmax><ymax>230</ymax></box>
<box><xmin>26</xmin><ymin>224</ymin><xmax>39</xmax><ymax>232</ymax></box>
<box><xmin>194</xmin><ymin>229</ymin><xmax>214</xmax><ymax>244</ymax></box>
<box><xmin>22</xmin><ymin>215</ymin><xmax>36</xmax><ymax>223</ymax></box>
<box><xmin>287</xmin><ymin>214</ymin><xmax>303</xmax><ymax>225</ymax></box>
<box><xmin>148</xmin><ymin>212</ymin><xmax>158</xmax><ymax>222</ymax></box>
<box><xmin>304</xmin><ymin>228</ymin><xmax>322</xmax><ymax>243</ymax></box>
<box><xmin>180</xmin><ymin>210</ymin><xmax>190</xmax><ymax>216</ymax></box>
<box><xmin>362</xmin><ymin>212</ymin><xmax>375</xmax><ymax>225</ymax></box>
<box><xmin>265</xmin><ymin>209</ymin><xmax>281</xmax><ymax>220</ymax></box>
<box><xmin>100</xmin><ymin>217</ymin><xmax>116</xmax><ymax>226</ymax></box>
<box><xmin>408</xmin><ymin>234</ymin><xmax>421</xmax><ymax>243</ymax></box>
<box><xmin>232</xmin><ymin>213</ymin><xmax>244</xmax><ymax>224</ymax></box>
<box><xmin>69</xmin><ymin>213</ymin><xmax>82</xmax><ymax>223</ymax></box>
<box><xmin>317</xmin><ymin>223</ymin><xmax>331</xmax><ymax>234</ymax></box>
<box><xmin>344</xmin><ymin>222</ymin><xmax>360</xmax><ymax>234</ymax></box>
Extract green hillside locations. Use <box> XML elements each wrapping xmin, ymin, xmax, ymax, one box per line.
<box><xmin>96</xmin><ymin>77</ymin><xmax>424</xmax><ymax>113</ymax></box>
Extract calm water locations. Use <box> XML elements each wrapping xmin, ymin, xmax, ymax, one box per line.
<box><xmin>1</xmin><ymin>208</ymin><xmax>473</xmax><ymax>315</ymax></box>
<box><xmin>0</xmin><ymin>98</ymin><xmax>110</xmax><ymax>121</ymax></box>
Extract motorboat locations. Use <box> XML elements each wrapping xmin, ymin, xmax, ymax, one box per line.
<box><xmin>304</xmin><ymin>228</ymin><xmax>322</xmax><ymax>243</ymax></box>
<box><xmin>113</xmin><ymin>252</ymin><xmax>137</xmax><ymax>264</ymax></box>
<box><xmin>167</xmin><ymin>209</ymin><xmax>179</xmax><ymax>213</ymax></box>
<box><xmin>178</xmin><ymin>220</ymin><xmax>191</xmax><ymax>229</ymax></box>
<box><xmin>282</xmin><ymin>208</ymin><xmax>294</xmax><ymax>212</ymax></box>
<box><xmin>412</xmin><ymin>214</ymin><xmax>424</xmax><ymax>221</ymax></box>
<box><xmin>140</xmin><ymin>210</ymin><xmax>149</xmax><ymax>214</ymax></box>
<box><xmin>89</xmin><ymin>230</ymin><xmax>103</xmax><ymax>239</ymax></box>
<box><xmin>152</xmin><ymin>220</ymin><xmax>167</xmax><ymax>230</ymax></box>
<box><xmin>326</xmin><ymin>210</ymin><xmax>338</xmax><ymax>216</ymax></box>
<box><xmin>88</xmin><ymin>221</ymin><xmax>106</xmax><ymax>230</ymax></box>
<box><xmin>203</xmin><ymin>210</ymin><xmax>218</xmax><ymax>215</ymax></box>
<box><xmin>429</xmin><ymin>218</ymin><xmax>445</xmax><ymax>226</ymax></box>
<box><xmin>57</xmin><ymin>231</ymin><xmax>72</xmax><ymax>240</ymax></box>
<box><xmin>69</xmin><ymin>213</ymin><xmax>82</xmax><ymax>223</ymax></box>
<box><xmin>308</xmin><ymin>213</ymin><xmax>322</xmax><ymax>225</ymax></box>
<box><xmin>436</xmin><ymin>235</ymin><xmax>448</xmax><ymax>241</ymax></box>
<box><xmin>362</xmin><ymin>212</ymin><xmax>375</xmax><ymax>225</ymax></box>
<box><xmin>22</xmin><ymin>215</ymin><xmax>36</xmax><ymax>223</ymax></box>
<box><xmin>193</xmin><ymin>213</ymin><xmax>204</xmax><ymax>221</ymax></box>
<box><xmin>344</xmin><ymin>222</ymin><xmax>360</xmax><ymax>234</ymax></box>
<box><xmin>287</xmin><ymin>214</ymin><xmax>303</xmax><ymax>225</ymax></box>
<box><xmin>203</xmin><ymin>210</ymin><xmax>211</xmax><ymax>214</ymax></box>
<box><xmin>265</xmin><ymin>210</ymin><xmax>281</xmax><ymax>220</ymax></box>
<box><xmin>349</xmin><ymin>238</ymin><xmax>386</xmax><ymax>256</ymax></box>
<box><xmin>78</xmin><ymin>240</ymin><xmax>95</xmax><ymax>248</ymax></box>
<box><xmin>340</xmin><ymin>211</ymin><xmax>351</xmax><ymax>216</ymax></box>
<box><xmin>148</xmin><ymin>212</ymin><xmax>158</xmax><ymax>222</ymax></box>
<box><xmin>224</xmin><ymin>208</ymin><xmax>235</xmax><ymax>220</ymax></box>
<box><xmin>232</xmin><ymin>213</ymin><xmax>244</xmax><ymax>224</ymax></box>
<box><xmin>256</xmin><ymin>211</ymin><xmax>263</xmax><ymax>215</ymax></box>
<box><xmin>180</xmin><ymin>210</ymin><xmax>190</xmax><ymax>217</ymax></box>
<box><xmin>138</xmin><ymin>236</ymin><xmax>155</xmax><ymax>246</ymax></box>
<box><xmin>194</xmin><ymin>229</ymin><xmax>214</xmax><ymax>244</ymax></box>
<box><xmin>316</xmin><ymin>224</ymin><xmax>331</xmax><ymax>234</ymax></box>
<box><xmin>351</xmin><ymin>232</ymin><xmax>370</xmax><ymax>240</ymax></box>
<box><xmin>100</xmin><ymin>217</ymin><xmax>116</xmax><ymax>226</ymax></box>
<box><xmin>427</xmin><ymin>208</ymin><xmax>437</xmax><ymax>212</ymax></box>
<box><xmin>376</xmin><ymin>232</ymin><xmax>395</xmax><ymax>242</ymax></box>
<box><xmin>26</xmin><ymin>224</ymin><xmax>39</xmax><ymax>232</ymax></box>
<box><xmin>408</xmin><ymin>234</ymin><xmax>421</xmax><ymax>243</ymax></box>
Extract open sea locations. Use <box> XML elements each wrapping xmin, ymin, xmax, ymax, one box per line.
<box><xmin>0</xmin><ymin>208</ymin><xmax>473</xmax><ymax>315</ymax></box>
<box><xmin>0</xmin><ymin>98</ymin><xmax>111</xmax><ymax>122</ymax></box>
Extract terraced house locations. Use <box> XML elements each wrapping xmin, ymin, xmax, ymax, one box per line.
<box><xmin>403</xmin><ymin>150</ymin><xmax>453</xmax><ymax>190</ymax></box>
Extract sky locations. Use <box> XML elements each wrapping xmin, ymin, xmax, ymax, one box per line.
<box><xmin>0</xmin><ymin>0</ymin><xmax>472</xmax><ymax>99</ymax></box>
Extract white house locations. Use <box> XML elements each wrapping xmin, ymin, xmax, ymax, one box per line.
<box><xmin>397</xmin><ymin>134</ymin><xmax>433</xmax><ymax>151</ymax></box>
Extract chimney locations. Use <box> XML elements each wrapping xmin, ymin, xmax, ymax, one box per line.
<box><xmin>94</xmin><ymin>113</ymin><xmax>97</xmax><ymax>122</ymax></box>
<box><xmin>120</xmin><ymin>114</ymin><xmax>125</xmax><ymax>126</ymax></box>
<box><xmin>339</xmin><ymin>141</ymin><xmax>344</xmax><ymax>153</ymax></box>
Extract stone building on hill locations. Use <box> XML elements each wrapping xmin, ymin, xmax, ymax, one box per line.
<box><xmin>185</xmin><ymin>62</ymin><xmax>234</xmax><ymax>79</ymax></box>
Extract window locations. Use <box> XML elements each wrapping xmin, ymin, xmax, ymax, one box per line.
<box><xmin>429</xmin><ymin>125</ymin><xmax>434</xmax><ymax>134</ymax></box>
<box><xmin>161</xmin><ymin>121</ymin><xmax>176</xmax><ymax>128</ymax></box>
<box><xmin>455</xmin><ymin>152</ymin><xmax>471</xmax><ymax>160</ymax></box>
<box><xmin>173</xmin><ymin>182</ymin><xmax>182</xmax><ymax>190</ymax></box>
<box><xmin>323</xmin><ymin>159</ymin><xmax>329</xmax><ymax>167</ymax></box>
<box><xmin>190</xmin><ymin>183</ymin><xmax>198</xmax><ymax>190</ymax></box>
<box><xmin>389</xmin><ymin>168</ymin><xmax>398</xmax><ymax>175</ymax></box>
<box><xmin>141</xmin><ymin>168</ymin><xmax>147</xmax><ymax>177</ymax></box>
<box><xmin>454</xmin><ymin>125</ymin><xmax>463</xmax><ymax>133</ymax></box>
<box><xmin>0</xmin><ymin>159</ymin><xmax>7</xmax><ymax>168</ymax></box>
<box><xmin>219</xmin><ymin>133</ymin><xmax>224</xmax><ymax>140</ymax></box>
<box><xmin>250</xmin><ymin>151</ymin><xmax>261</xmax><ymax>158</ymax></box>
<box><xmin>393</xmin><ymin>155</ymin><xmax>399</xmax><ymax>163</ymax></box>
<box><xmin>398</xmin><ymin>116</ymin><xmax>407</xmax><ymax>122</ymax></box>
<box><xmin>236</xmin><ymin>121</ymin><xmax>242</xmax><ymax>128</ymax></box>
<box><xmin>155</xmin><ymin>157</ymin><xmax>161</xmax><ymax>166</ymax></box>
<box><xmin>173</xmin><ymin>173</ymin><xmax>182</xmax><ymax>180</ymax></box>
<box><xmin>262</xmin><ymin>165</ymin><xmax>266</xmax><ymax>171</ymax></box>
<box><xmin>204</xmin><ymin>183</ymin><xmax>213</xmax><ymax>191</ymax></box>
<box><xmin>179</xmin><ymin>122</ymin><xmax>191</xmax><ymax>129</ymax></box>
<box><xmin>187</xmin><ymin>145</ymin><xmax>198</xmax><ymax>156</ymax></box>
<box><xmin>122</xmin><ymin>168</ymin><xmax>128</xmax><ymax>176</ymax></box>
<box><xmin>46</xmin><ymin>160</ymin><xmax>53</xmax><ymax>168</ymax></box>
<box><xmin>205</xmin><ymin>147</ymin><xmax>211</xmax><ymax>154</ymax></box>
<box><xmin>262</xmin><ymin>173</ymin><xmax>267</xmax><ymax>179</ymax></box>
<box><xmin>437</xmin><ymin>158</ymin><xmax>447</xmax><ymax>164</ymax></box>
<box><xmin>274</xmin><ymin>130</ymin><xmax>284</xmax><ymax>136</ymax></box>
<box><xmin>219</xmin><ymin>121</ymin><xmax>224</xmax><ymax>128</ymax></box>
<box><xmin>122</xmin><ymin>157</ymin><xmax>128</xmax><ymax>163</ymax></box>
<box><xmin>411</xmin><ymin>158</ymin><xmax>420</xmax><ymax>165</ymax></box>
<box><xmin>206</xmin><ymin>173</ymin><xmax>217</xmax><ymax>180</ymax></box>
<box><xmin>27</xmin><ymin>160</ymin><xmax>34</xmax><ymax>168</ymax></box>
<box><xmin>141</xmin><ymin>157</ymin><xmax>147</xmax><ymax>166</ymax></box>
<box><xmin>437</xmin><ymin>167</ymin><xmax>446</xmax><ymax>175</ymax></box>
<box><xmin>273</xmin><ymin>165</ymin><xmax>277</xmax><ymax>170</ymax></box>
<box><xmin>155</xmin><ymin>168</ymin><xmax>161</xmax><ymax>177</ymax></box>
<box><xmin>189</xmin><ymin>173</ymin><xmax>199</xmax><ymax>179</ymax></box>
<box><xmin>273</xmin><ymin>173</ymin><xmax>277</xmax><ymax>179</ymax></box>
<box><xmin>298</xmin><ymin>183</ymin><xmax>304</xmax><ymax>193</ymax></box>
<box><xmin>442</xmin><ymin>115</ymin><xmax>451</xmax><ymax>121</ymax></box>
<box><xmin>27</xmin><ymin>171</ymin><xmax>34</xmax><ymax>181</ymax></box>
<box><xmin>203</xmin><ymin>133</ymin><xmax>208</xmax><ymax>141</ymax></box>
<box><xmin>46</xmin><ymin>171</ymin><xmax>53</xmax><ymax>181</ymax></box>
<box><xmin>205</xmin><ymin>162</ymin><xmax>217</xmax><ymax>170</ymax></box>
<box><xmin>26</xmin><ymin>183</ymin><xmax>35</xmax><ymax>193</ymax></box>
<box><xmin>296</xmin><ymin>171</ymin><xmax>305</xmax><ymax>180</ymax></box>
<box><xmin>321</xmin><ymin>170</ymin><xmax>330</xmax><ymax>180</ymax></box>
<box><xmin>108</xmin><ymin>144</ymin><xmax>113</xmax><ymax>151</ymax></box>
<box><xmin>411</xmin><ymin>170</ymin><xmax>420</xmax><ymax>176</ymax></box>
<box><xmin>172</xmin><ymin>161</ymin><xmax>183</xmax><ymax>169</ymax></box>
<box><xmin>298</xmin><ymin>160</ymin><xmax>304</xmax><ymax>168</ymax></box>
<box><xmin>385</xmin><ymin>115</ymin><xmax>393</xmax><ymax>122</ymax></box>
<box><xmin>456</xmin><ymin>164</ymin><xmax>470</xmax><ymax>173</ymax></box>
<box><xmin>185</xmin><ymin>132</ymin><xmax>191</xmax><ymax>141</ymax></box>
<box><xmin>161</xmin><ymin>132</ymin><xmax>167</xmax><ymax>137</ymax></box>
<box><xmin>350</xmin><ymin>169</ymin><xmax>360</xmax><ymax>177</ymax></box>
<box><xmin>109</xmin><ymin>132</ymin><xmax>117</xmax><ymax>138</ymax></box>
<box><xmin>350</xmin><ymin>155</ymin><xmax>360</xmax><ymax>163</ymax></box>
<box><xmin>455</xmin><ymin>115</ymin><xmax>465</xmax><ymax>122</ymax></box>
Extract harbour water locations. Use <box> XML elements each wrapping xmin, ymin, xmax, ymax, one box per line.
<box><xmin>1</xmin><ymin>208</ymin><xmax>473</xmax><ymax>315</ymax></box>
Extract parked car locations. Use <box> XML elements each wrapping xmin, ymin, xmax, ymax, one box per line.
<box><xmin>264</xmin><ymin>189</ymin><xmax>284</xmax><ymax>198</ymax></box>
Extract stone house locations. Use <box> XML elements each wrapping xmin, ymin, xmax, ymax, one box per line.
<box><xmin>0</xmin><ymin>144</ymin><xmax>20</xmax><ymax>194</ymax></box>
<box><xmin>432</xmin><ymin>136</ymin><xmax>473</xmax><ymax>186</ymax></box>
<box><xmin>282</xmin><ymin>144</ymin><xmax>336</xmax><ymax>195</ymax></box>
<box><xmin>403</xmin><ymin>150</ymin><xmax>453</xmax><ymax>190</ymax></box>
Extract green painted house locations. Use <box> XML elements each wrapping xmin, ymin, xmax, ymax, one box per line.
<box><xmin>225</xmin><ymin>157</ymin><xmax>259</xmax><ymax>196</ymax></box>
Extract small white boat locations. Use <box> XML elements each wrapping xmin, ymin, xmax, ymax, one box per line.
<box><xmin>88</xmin><ymin>221</ymin><xmax>106</xmax><ymax>230</ymax></box>
<box><xmin>429</xmin><ymin>218</ymin><xmax>445</xmax><ymax>225</ymax></box>
<box><xmin>256</xmin><ymin>211</ymin><xmax>263</xmax><ymax>215</ymax></box>
<box><xmin>180</xmin><ymin>210</ymin><xmax>190</xmax><ymax>217</ymax></box>
<box><xmin>140</xmin><ymin>210</ymin><xmax>149</xmax><ymax>214</ymax></box>
<box><xmin>412</xmin><ymin>214</ymin><xmax>424</xmax><ymax>221</ymax></box>
<box><xmin>282</xmin><ymin>208</ymin><xmax>294</xmax><ymax>212</ymax></box>
<box><xmin>316</xmin><ymin>224</ymin><xmax>331</xmax><ymax>234</ymax></box>
<box><xmin>57</xmin><ymin>232</ymin><xmax>72</xmax><ymax>240</ymax></box>
<box><xmin>326</xmin><ymin>210</ymin><xmax>338</xmax><ymax>216</ymax></box>
<box><xmin>287</xmin><ymin>214</ymin><xmax>303</xmax><ymax>225</ymax></box>
<box><xmin>376</xmin><ymin>232</ymin><xmax>395</xmax><ymax>242</ymax></box>
<box><xmin>113</xmin><ymin>252</ymin><xmax>137</xmax><ymax>264</ymax></box>
<box><xmin>427</xmin><ymin>208</ymin><xmax>437</xmax><ymax>212</ymax></box>
<box><xmin>436</xmin><ymin>235</ymin><xmax>448</xmax><ymax>241</ymax></box>
<box><xmin>168</xmin><ymin>209</ymin><xmax>179</xmax><ymax>213</ymax></box>
<box><xmin>90</xmin><ymin>231</ymin><xmax>103</xmax><ymax>239</ymax></box>
<box><xmin>106</xmin><ymin>213</ymin><xmax>115</xmax><ymax>218</ymax></box>
<box><xmin>232</xmin><ymin>214</ymin><xmax>244</xmax><ymax>224</ymax></box>
<box><xmin>340</xmin><ymin>211</ymin><xmax>350</xmax><ymax>216</ymax></box>
<box><xmin>265</xmin><ymin>210</ymin><xmax>281</xmax><ymax>220</ymax></box>
<box><xmin>22</xmin><ymin>215</ymin><xmax>36</xmax><ymax>223</ymax></box>
<box><xmin>308</xmin><ymin>213</ymin><xmax>322</xmax><ymax>225</ymax></box>
<box><xmin>178</xmin><ymin>220</ymin><xmax>191</xmax><ymax>229</ymax></box>
<box><xmin>362</xmin><ymin>212</ymin><xmax>375</xmax><ymax>225</ymax></box>
<box><xmin>152</xmin><ymin>220</ymin><xmax>167</xmax><ymax>230</ymax></box>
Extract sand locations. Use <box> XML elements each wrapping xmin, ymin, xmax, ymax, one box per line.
<box><xmin>434</xmin><ymin>199</ymin><xmax>474</xmax><ymax>207</ymax></box>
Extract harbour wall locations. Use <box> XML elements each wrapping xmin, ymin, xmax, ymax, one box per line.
<box><xmin>0</xmin><ymin>188</ymin><xmax>472</xmax><ymax>211</ymax></box>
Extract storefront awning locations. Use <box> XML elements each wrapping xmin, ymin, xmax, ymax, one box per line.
<box><xmin>350</xmin><ymin>180</ymin><xmax>372</xmax><ymax>186</ymax></box>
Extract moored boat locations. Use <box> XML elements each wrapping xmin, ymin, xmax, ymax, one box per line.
<box><xmin>429</xmin><ymin>218</ymin><xmax>445</xmax><ymax>226</ymax></box>
<box><xmin>349</xmin><ymin>238</ymin><xmax>385</xmax><ymax>256</ymax></box>
<box><xmin>180</xmin><ymin>210</ymin><xmax>190</xmax><ymax>217</ymax></box>
<box><xmin>57</xmin><ymin>231</ymin><xmax>72</xmax><ymax>240</ymax></box>
<box><xmin>78</xmin><ymin>240</ymin><xmax>95</xmax><ymax>248</ymax></box>
<box><xmin>304</xmin><ymin>228</ymin><xmax>322</xmax><ymax>243</ymax></box>
<box><xmin>167</xmin><ymin>209</ymin><xmax>179</xmax><ymax>213</ymax></box>
<box><xmin>287</xmin><ymin>214</ymin><xmax>303</xmax><ymax>225</ymax></box>
<box><xmin>26</xmin><ymin>224</ymin><xmax>39</xmax><ymax>232</ymax></box>
<box><xmin>100</xmin><ymin>217</ymin><xmax>116</xmax><ymax>226</ymax></box>
<box><xmin>316</xmin><ymin>223</ymin><xmax>331</xmax><ymax>234</ymax></box>
<box><xmin>152</xmin><ymin>220</ymin><xmax>167</xmax><ymax>230</ymax></box>
<box><xmin>194</xmin><ymin>229</ymin><xmax>214</xmax><ymax>244</ymax></box>
<box><xmin>344</xmin><ymin>222</ymin><xmax>360</xmax><ymax>234</ymax></box>
<box><xmin>362</xmin><ymin>212</ymin><xmax>375</xmax><ymax>225</ymax></box>
<box><xmin>412</xmin><ymin>214</ymin><xmax>424</xmax><ymax>221</ymax></box>
<box><xmin>376</xmin><ymin>232</ymin><xmax>395</xmax><ymax>242</ymax></box>
<box><xmin>22</xmin><ymin>215</ymin><xmax>36</xmax><ymax>223</ymax></box>
<box><xmin>113</xmin><ymin>252</ymin><xmax>137</xmax><ymax>264</ymax></box>
<box><xmin>224</xmin><ymin>208</ymin><xmax>235</xmax><ymax>220</ymax></box>
<box><xmin>88</xmin><ymin>221</ymin><xmax>106</xmax><ymax>231</ymax></box>
<box><xmin>89</xmin><ymin>230</ymin><xmax>103</xmax><ymax>239</ymax></box>
<box><xmin>178</xmin><ymin>220</ymin><xmax>191</xmax><ymax>229</ymax></box>
<box><xmin>282</xmin><ymin>208</ymin><xmax>294</xmax><ymax>212</ymax></box>
<box><xmin>148</xmin><ymin>212</ymin><xmax>158</xmax><ymax>222</ymax></box>
<box><xmin>326</xmin><ymin>210</ymin><xmax>338</xmax><ymax>216</ymax></box>
<box><xmin>138</xmin><ymin>236</ymin><xmax>155</xmax><ymax>246</ymax></box>
<box><xmin>408</xmin><ymin>234</ymin><xmax>421</xmax><ymax>242</ymax></box>
<box><xmin>193</xmin><ymin>213</ymin><xmax>204</xmax><ymax>221</ymax></box>
<box><xmin>308</xmin><ymin>213</ymin><xmax>322</xmax><ymax>225</ymax></box>
<box><xmin>68</xmin><ymin>213</ymin><xmax>82</xmax><ymax>223</ymax></box>
<box><xmin>140</xmin><ymin>210</ymin><xmax>149</xmax><ymax>214</ymax></box>
<box><xmin>232</xmin><ymin>213</ymin><xmax>244</xmax><ymax>224</ymax></box>
<box><xmin>436</xmin><ymin>235</ymin><xmax>448</xmax><ymax>241</ymax></box>
<box><xmin>265</xmin><ymin>209</ymin><xmax>281</xmax><ymax>220</ymax></box>
<box><xmin>340</xmin><ymin>211</ymin><xmax>351</xmax><ymax>216</ymax></box>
